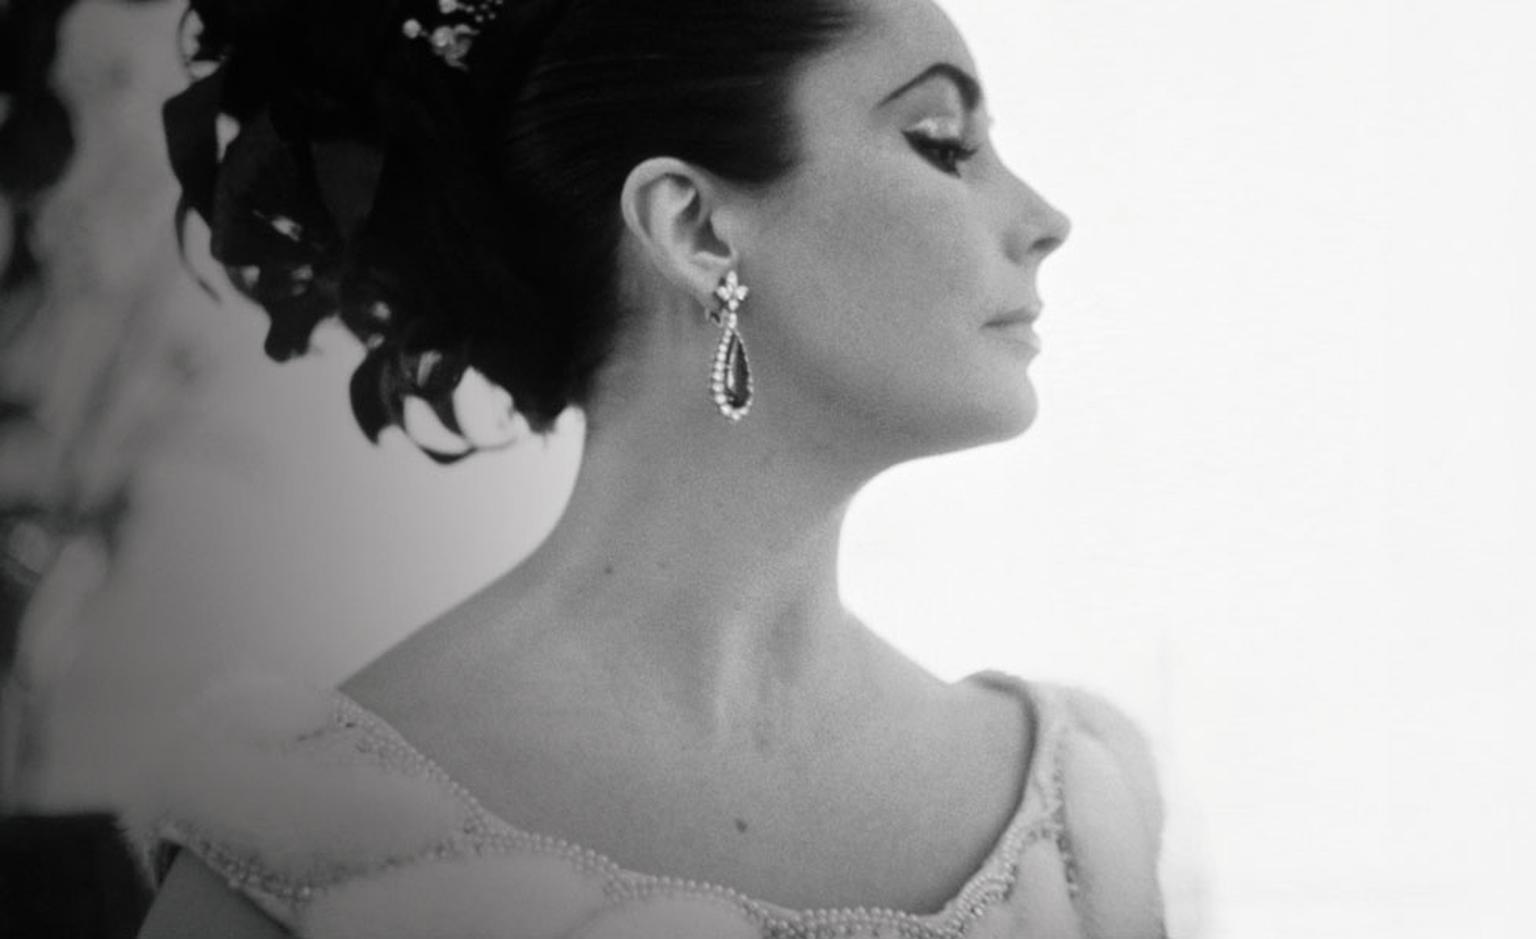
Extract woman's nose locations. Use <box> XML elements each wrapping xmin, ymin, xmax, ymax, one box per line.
<box><xmin>1002</xmin><ymin>176</ymin><xmax>1071</xmax><ymax>266</ymax></box>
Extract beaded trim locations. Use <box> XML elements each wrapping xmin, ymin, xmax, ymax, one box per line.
<box><xmin>1051</xmin><ymin>742</ymin><xmax>1082</xmax><ymax>902</ymax></box>
<box><xmin>308</xmin><ymin>677</ymin><xmax>1074</xmax><ymax>938</ymax></box>
<box><xmin>165</xmin><ymin>823</ymin><xmax>319</xmax><ymax>906</ymax></box>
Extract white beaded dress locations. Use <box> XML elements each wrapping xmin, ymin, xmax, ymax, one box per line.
<box><xmin>119</xmin><ymin>671</ymin><xmax>1165</xmax><ymax>938</ymax></box>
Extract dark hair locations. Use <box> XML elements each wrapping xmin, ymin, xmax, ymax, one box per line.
<box><xmin>167</xmin><ymin>0</ymin><xmax>858</xmax><ymax>462</ymax></box>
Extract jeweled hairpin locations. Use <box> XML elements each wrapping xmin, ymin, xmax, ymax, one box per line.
<box><xmin>401</xmin><ymin>0</ymin><xmax>508</xmax><ymax>71</ymax></box>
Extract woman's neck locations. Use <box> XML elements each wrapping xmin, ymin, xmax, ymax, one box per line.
<box><xmin>486</xmin><ymin>393</ymin><xmax>900</xmax><ymax>745</ymax></box>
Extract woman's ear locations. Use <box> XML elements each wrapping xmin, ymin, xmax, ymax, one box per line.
<box><xmin>619</xmin><ymin>157</ymin><xmax>738</xmax><ymax>302</ymax></box>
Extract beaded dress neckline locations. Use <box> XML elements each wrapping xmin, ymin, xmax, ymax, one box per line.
<box><xmin>323</xmin><ymin>669</ymin><xmax>1070</xmax><ymax>938</ymax></box>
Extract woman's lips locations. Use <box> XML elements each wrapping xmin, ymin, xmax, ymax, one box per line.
<box><xmin>988</xmin><ymin>306</ymin><xmax>1041</xmax><ymax>326</ymax></box>
<box><xmin>984</xmin><ymin>319</ymin><xmax>1041</xmax><ymax>353</ymax></box>
<box><xmin>984</xmin><ymin>308</ymin><xmax>1043</xmax><ymax>353</ymax></box>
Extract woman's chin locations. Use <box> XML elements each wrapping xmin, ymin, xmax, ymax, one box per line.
<box><xmin>980</xmin><ymin>395</ymin><xmax>1039</xmax><ymax>447</ymax></box>
<box><xmin>911</xmin><ymin>382</ymin><xmax>1041</xmax><ymax>457</ymax></box>
<box><xmin>965</xmin><ymin>378</ymin><xmax>1040</xmax><ymax>445</ymax></box>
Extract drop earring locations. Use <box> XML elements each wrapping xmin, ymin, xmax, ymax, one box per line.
<box><xmin>708</xmin><ymin>270</ymin><xmax>753</xmax><ymax>422</ymax></box>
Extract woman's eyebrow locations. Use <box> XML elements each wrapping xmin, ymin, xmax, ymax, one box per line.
<box><xmin>878</xmin><ymin>63</ymin><xmax>983</xmax><ymax>111</ymax></box>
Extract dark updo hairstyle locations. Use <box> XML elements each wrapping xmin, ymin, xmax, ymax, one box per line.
<box><xmin>168</xmin><ymin>0</ymin><xmax>858</xmax><ymax>461</ymax></box>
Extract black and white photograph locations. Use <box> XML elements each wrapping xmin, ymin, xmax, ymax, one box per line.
<box><xmin>0</xmin><ymin>1</ymin><xmax>1530</xmax><ymax>936</ymax></box>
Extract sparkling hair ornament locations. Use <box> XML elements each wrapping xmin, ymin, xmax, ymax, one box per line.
<box><xmin>401</xmin><ymin>0</ymin><xmax>508</xmax><ymax>71</ymax></box>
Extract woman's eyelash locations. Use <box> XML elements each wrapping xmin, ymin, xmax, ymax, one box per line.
<box><xmin>906</xmin><ymin>132</ymin><xmax>981</xmax><ymax>176</ymax></box>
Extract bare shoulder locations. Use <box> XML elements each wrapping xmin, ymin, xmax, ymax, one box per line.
<box><xmin>136</xmin><ymin>851</ymin><xmax>291</xmax><ymax>939</ymax></box>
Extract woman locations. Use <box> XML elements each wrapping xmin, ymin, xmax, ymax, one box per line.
<box><xmin>126</xmin><ymin>0</ymin><xmax>1166</xmax><ymax>936</ymax></box>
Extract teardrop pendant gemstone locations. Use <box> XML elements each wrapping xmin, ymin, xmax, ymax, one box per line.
<box><xmin>724</xmin><ymin>331</ymin><xmax>751</xmax><ymax>411</ymax></box>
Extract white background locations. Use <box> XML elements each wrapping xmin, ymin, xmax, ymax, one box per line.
<box><xmin>31</xmin><ymin>2</ymin><xmax>1535</xmax><ymax>937</ymax></box>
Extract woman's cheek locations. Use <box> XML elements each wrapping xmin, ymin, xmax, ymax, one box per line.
<box><xmin>831</xmin><ymin>176</ymin><xmax>978</xmax><ymax>321</ymax></box>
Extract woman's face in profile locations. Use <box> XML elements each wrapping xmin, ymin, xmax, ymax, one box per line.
<box><xmin>738</xmin><ymin>0</ymin><xmax>1070</xmax><ymax>457</ymax></box>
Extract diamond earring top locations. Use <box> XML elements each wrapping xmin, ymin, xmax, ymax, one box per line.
<box><xmin>402</xmin><ymin>0</ymin><xmax>508</xmax><ymax>71</ymax></box>
<box><xmin>710</xmin><ymin>270</ymin><xmax>749</xmax><ymax>326</ymax></box>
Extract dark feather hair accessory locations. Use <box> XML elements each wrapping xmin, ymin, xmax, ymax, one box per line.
<box><xmin>160</xmin><ymin>0</ymin><xmax>565</xmax><ymax>463</ymax></box>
